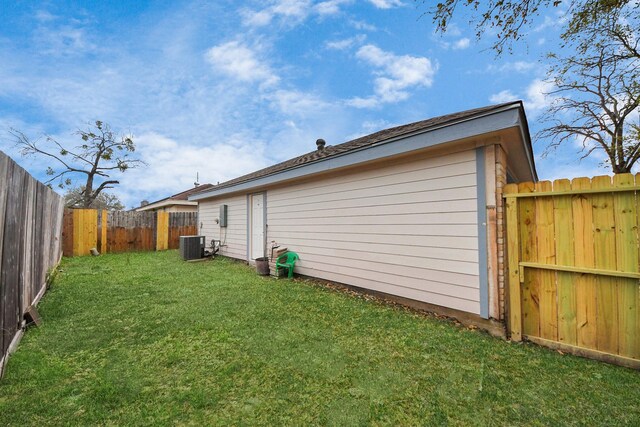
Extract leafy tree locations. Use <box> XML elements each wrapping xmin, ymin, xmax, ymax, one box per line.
<box><xmin>423</xmin><ymin>1</ymin><xmax>640</xmax><ymax>172</ymax></box>
<box><xmin>539</xmin><ymin>9</ymin><xmax>640</xmax><ymax>173</ymax></box>
<box><xmin>11</xmin><ymin>121</ymin><xmax>144</xmax><ymax>207</ymax></box>
<box><xmin>64</xmin><ymin>186</ymin><xmax>125</xmax><ymax>210</ymax></box>
<box><xmin>422</xmin><ymin>0</ymin><xmax>633</xmax><ymax>55</ymax></box>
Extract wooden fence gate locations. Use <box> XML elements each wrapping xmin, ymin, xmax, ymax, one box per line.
<box><xmin>62</xmin><ymin>209</ymin><xmax>197</xmax><ymax>256</ymax></box>
<box><xmin>504</xmin><ymin>175</ymin><xmax>640</xmax><ymax>367</ymax></box>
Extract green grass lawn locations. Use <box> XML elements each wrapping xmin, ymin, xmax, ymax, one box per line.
<box><xmin>1</xmin><ymin>251</ymin><xmax>639</xmax><ymax>426</ymax></box>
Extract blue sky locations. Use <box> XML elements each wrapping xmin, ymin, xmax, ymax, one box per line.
<box><xmin>0</xmin><ymin>0</ymin><xmax>610</xmax><ymax>208</ymax></box>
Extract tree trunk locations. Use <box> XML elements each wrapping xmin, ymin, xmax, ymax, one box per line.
<box><xmin>84</xmin><ymin>175</ymin><xmax>94</xmax><ymax>208</ymax></box>
<box><xmin>612</xmin><ymin>164</ymin><xmax>631</xmax><ymax>174</ymax></box>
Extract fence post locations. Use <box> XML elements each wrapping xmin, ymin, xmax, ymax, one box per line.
<box><xmin>504</xmin><ymin>183</ymin><xmax>522</xmax><ymax>341</ymax></box>
<box><xmin>156</xmin><ymin>212</ymin><xmax>169</xmax><ymax>251</ymax></box>
<box><xmin>101</xmin><ymin>210</ymin><xmax>108</xmax><ymax>255</ymax></box>
<box><xmin>71</xmin><ymin>209</ymin><xmax>98</xmax><ymax>256</ymax></box>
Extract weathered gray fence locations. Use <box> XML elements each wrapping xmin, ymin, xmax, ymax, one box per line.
<box><xmin>0</xmin><ymin>150</ymin><xmax>65</xmax><ymax>377</ymax></box>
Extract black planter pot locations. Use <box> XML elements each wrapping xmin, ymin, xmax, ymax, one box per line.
<box><xmin>255</xmin><ymin>257</ymin><xmax>270</xmax><ymax>276</ymax></box>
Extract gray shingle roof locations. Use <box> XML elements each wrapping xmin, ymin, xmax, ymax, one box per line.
<box><xmin>193</xmin><ymin>101</ymin><xmax>523</xmax><ymax>195</ymax></box>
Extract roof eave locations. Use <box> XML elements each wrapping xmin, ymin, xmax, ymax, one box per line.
<box><xmin>136</xmin><ymin>199</ymin><xmax>198</xmax><ymax>211</ymax></box>
<box><xmin>516</xmin><ymin>105</ymin><xmax>539</xmax><ymax>181</ymax></box>
<box><xmin>190</xmin><ymin>102</ymin><xmax>532</xmax><ymax>201</ymax></box>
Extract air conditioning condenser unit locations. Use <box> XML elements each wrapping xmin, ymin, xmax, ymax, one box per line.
<box><xmin>180</xmin><ymin>235</ymin><xmax>205</xmax><ymax>260</ymax></box>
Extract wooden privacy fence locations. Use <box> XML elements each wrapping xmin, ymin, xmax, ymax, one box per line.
<box><xmin>0</xmin><ymin>151</ymin><xmax>65</xmax><ymax>376</ymax></box>
<box><xmin>62</xmin><ymin>209</ymin><xmax>197</xmax><ymax>256</ymax></box>
<box><xmin>505</xmin><ymin>175</ymin><xmax>640</xmax><ymax>366</ymax></box>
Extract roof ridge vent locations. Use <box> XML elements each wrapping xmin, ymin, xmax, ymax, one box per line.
<box><xmin>316</xmin><ymin>138</ymin><xmax>326</xmax><ymax>151</ymax></box>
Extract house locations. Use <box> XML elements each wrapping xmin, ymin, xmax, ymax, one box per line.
<box><xmin>136</xmin><ymin>184</ymin><xmax>214</xmax><ymax>213</ymax></box>
<box><xmin>190</xmin><ymin>102</ymin><xmax>536</xmax><ymax>324</ymax></box>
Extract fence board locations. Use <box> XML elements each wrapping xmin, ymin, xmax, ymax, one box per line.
<box><xmin>591</xmin><ymin>176</ymin><xmax>618</xmax><ymax>354</ymax></box>
<box><xmin>553</xmin><ymin>179</ymin><xmax>576</xmax><ymax>345</ymax></box>
<box><xmin>2</xmin><ymin>162</ymin><xmax>22</xmax><ymax>359</ymax></box>
<box><xmin>518</xmin><ymin>182</ymin><xmax>539</xmax><ymax>337</ymax></box>
<box><xmin>156</xmin><ymin>212</ymin><xmax>169</xmax><ymax>251</ymax></box>
<box><xmin>62</xmin><ymin>209</ymin><xmax>74</xmax><ymax>256</ymax></box>
<box><xmin>0</xmin><ymin>159</ymin><xmax>13</xmax><ymax>360</ymax></box>
<box><xmin>535</xmin><ymin>181</ymin><xmax>557</xmax><ymax>341</ymax></box>
<box><xmin>614</xmin><ymin>174</ymin><xmax>639</xmax><ymax>359</ymax></box>
<box><xmin>101</xmin><ymin>209</ymin><xmax>107</xmax><ymax>254</ymax></box>
<box><xmin>21</xmin><ymin>177</ymin><xmax>35</xmax><ymax>312</ymax></box>
<box><xmin>571</xmin><ymin>177</ymin><xmax>598</xmax><ymax>349</ymax></box>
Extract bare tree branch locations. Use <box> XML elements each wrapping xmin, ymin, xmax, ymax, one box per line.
<box><xmin>537</xmin><ymin>8</ymin><xmax>640</xmax><ymax>174</ymax></box>
<box><xmin>13</xmin><ymin>121</ymin><xmax>146</xmax><ymax>207</ymax></box>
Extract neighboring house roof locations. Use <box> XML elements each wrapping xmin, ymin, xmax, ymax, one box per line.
<box><xmin>190</xmin><ymin>101</ymin><xmax>536</xmax><ymax>201</ymax></box>
<box><xmin>137</xmin><ymin>183</ymin><xmax>214</xmax><ymax>211</ymax></box>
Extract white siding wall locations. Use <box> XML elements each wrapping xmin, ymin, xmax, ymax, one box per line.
<box><xmin>266</xmin><ymin>149</ymin><xmax>481</xmax><ymax>314</ymax></box>
<box><xmin>198</xmin><ymin>194</ymin><xmax>247</xmax><ymax>260</ymax></box>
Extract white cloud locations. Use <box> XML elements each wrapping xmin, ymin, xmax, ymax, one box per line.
<box><xmin>533</xmin><ymin>12</ymin><xmax>568</xmax><ymax>33</ymax></box>
<box><xmin>272</xmin><ymin>0</ymin><xmax>312</xmax><ymax>16</ymax></box>
<box><xmin>118</xmin><ymin>132</ymin><xmax>268</xmax><ymax>208</ymax></box>
<box><xmin>541</xmin><ymin>162</ymin><xmax>610</xmax><ymax>181</ymax></box>
<box><xmin>266</xmin><ymin>89</ymin><xmax>330</xmax><ymax>116</ymax></box>
<box><xmin>34</xmin><ymin>10</ymin><xmax>58</xmax><ymax>22</ymax></box>
<box><xmin>488</xmin><ymin>78</ymin><xmax>554</xmax><ymax>115</ymax></box>
<box><xmin>31</xmin><ymin>12</ymin><xmax>97</xmax><ymax>57</ymax></box>
<box><xmin>205</xmin><ymin>41</ymin><xmax>279</xmax><ymax>86</ymax></box>
<box><xmin>489</xmin><ymin>90</ymin><xmax>518</xmax><ymax>104</ymax></box>
<box><xmin>315</xmin><ymin>0</ymin><xmax>352</xmax><ymax>15</ymax></box>
<box><xmin>349</xmin><ymin>19</ymin><xmax>377</xmax><ymax>31</ymax></box>
<box><xmin>241</xmin><ymin>0</ymin><xmax>401</xmax><ymax>27</ymax></box>
<box><xmin>241</xmin><ymin>9</ymin><xmax>274</xmax><ymax>27</ymax></box>
<box><xmin>346</xmin><ymin>96</ymin><xmax>380</xmax><ymax>108</ymax></box>
<box><xmin>368</xmin><ymin>0</ymin><xmax>404</xmax><ymax>9</ymax></box>
<box><xmin>347</xmin><ymin>44</ymin><xmax>437</xmax><ymax>108</ymax></box>
<box><xmin>511</xmin><ymin>61</ymin><xmax>536</xmax><ymax>72</ymax></box>
<box><xmin>344</xmin><ymin>118</ymin><xmax>399</xmax><ymax>140</ymax></box>
<box><xmin>325</xmin><ymin>34</ymin><xmax>366</xmax><ymax>50</ymax></box>
<box><xmin>241</xmin><ymin>0</ymin><xmax>316</xmax><ymax>27</ymax></box>
<box><xmin>442</xmin><ymin>23</ymin><xmax>462</xmax><ymax>37</ymax></box>
<box><xmin>432</xmin><ymin>25</ymin><xmax>467</xmax><ymax>50</ymax></box>
<box><xmin>525</xmin><ymin>78</ymin><xmax>555</xmax><ymax>112</ymax></box>
<box><xmin>489</xmin><ymin>61</ymin><xmax>537</xmax><ymax>73</ymax></box>
<box><xmin>452</xmin><ymin>38</ymin><xmax>470</xmax><ymax>50</ymax></box>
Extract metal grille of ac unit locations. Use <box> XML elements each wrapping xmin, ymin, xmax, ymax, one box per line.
<box><xmin>179</xmin><ymin>235</ymin><xmax>205</xmax><ymax>260</ymax></box>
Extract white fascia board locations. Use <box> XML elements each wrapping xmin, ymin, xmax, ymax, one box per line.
<box><xmin>137</xmin><ymin>199</ymin><xmax>197</xmax><ymax>211</ymax></box>
<box><xmin>515</xmin><ymin>109</ymin><xmax>538</xmax><ymax>182</ymax></box>
<box><xmin>190</xmin><ymin>105</ymin><xmax>528</xmax><ymax>201</ymax></box>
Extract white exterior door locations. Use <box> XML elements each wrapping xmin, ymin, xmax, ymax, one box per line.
<box><xmin>250</xmin><ymin>193</ymin><xmax>265</xmax><ymax>260</ymax></box>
